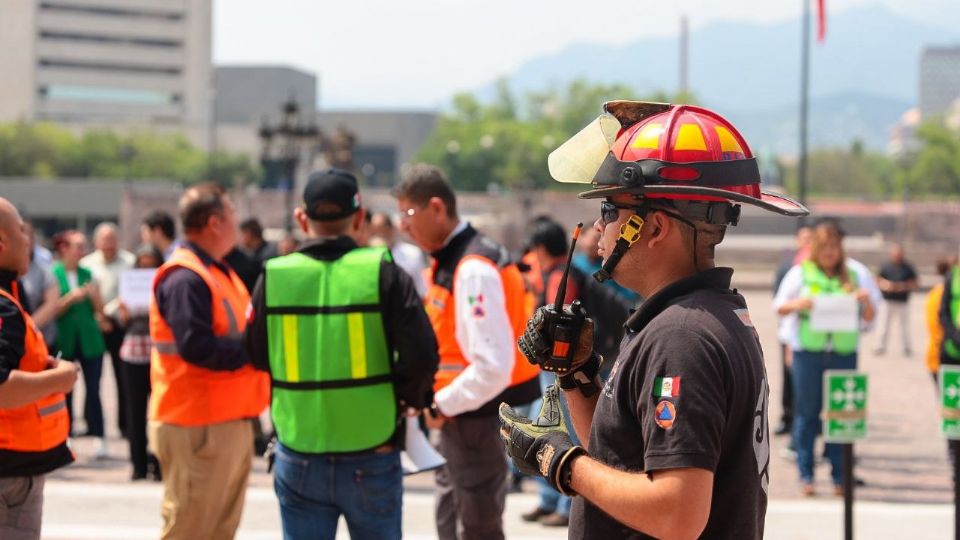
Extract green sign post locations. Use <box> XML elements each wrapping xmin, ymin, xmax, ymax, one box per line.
<box><xmin>940</xmin><ymin>366</ymin><xmax>960</xmax><ymax>440</ymax></box>
<box><xmin>941</xmin><ymin>366</ymin><xmax>960</xmax><ymax>540</ymax></box>
<box><xmin>823</xmin><ymin>370</ymin><xmax>867</xmax><ymax>540</ymax></box>
<box><xmin>823</xmin><ymin>370</ymin><xmax>868</xmax><ymax>442</ymax></box>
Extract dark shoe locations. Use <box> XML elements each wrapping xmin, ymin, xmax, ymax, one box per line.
<box><xmin>774</xmin><ymin>422</ymin><xmax>791</xmax><ymax>436</ymax></box>
<box><xmin>148</xmin><ymin>455</ymin><xmax>163</xmax><ymax>482</ymax></box>
<box><xmin>540</xmin><ymin>513</ymin><xmax>570</xmax><ymax>527</ymax></box>
<box><xmin>130</xmin><ymin>471</ymin><xmax>148</xmax><ymax>481</ymax></box>
<box><xmin>521</xmin><ymin>507</ymin><xmax>553</xmax><ymax>523</ymax></box>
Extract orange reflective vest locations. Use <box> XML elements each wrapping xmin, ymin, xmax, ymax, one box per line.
<box><xmin>425</xmin><ymin>253</ymin><xmax>539</xmax><ymax>400</ymax></box>
<box><xmin>0</xmin><ymin>288</ymin><xmax>70</xmax><ymax>453</ymax></box>
<box><xmin>149</xmin><ymin>248</ymin><xmax>269</xmax><ymax>426</ymax></box>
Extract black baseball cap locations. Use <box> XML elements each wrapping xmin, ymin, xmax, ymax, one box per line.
<box><xmin>303</xmin><ymin>168</ymin><xmax>362</xmax><ymax>221</ymax></box>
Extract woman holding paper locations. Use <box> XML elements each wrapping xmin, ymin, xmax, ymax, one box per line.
<box><xmin>51</xmin><ymin>230</ymin><xmax>109</xmax><ymax>458</ymax></box>
<box><xmin>118</xmin><ymin>244</ymin><xmax>163</xmax><ymax>481</ymax></box>
<box><xmin>773</xmin><ymin>221</ymin><xmax>875</xmax><ymax>496</ymax></box>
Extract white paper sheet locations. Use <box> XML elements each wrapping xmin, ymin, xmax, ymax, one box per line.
<box><xmin>118</xmin><ymin>269</ymin><xmax>157</xmax><ymax>310</ymax></box>
<box><xmin>401</xmin><ymin>417</ymin><xmax>446</xmax><ymax>475</ymax></box>
<box><xmin>810</xmin><ymin>294</ymin><xmax>858</xmax><ymax>332</ymax></box>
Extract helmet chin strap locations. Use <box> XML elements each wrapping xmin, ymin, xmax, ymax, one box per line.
<box><xmin>593</xmin><ymin>212</ymin><xmax>645</xmax><ymax>283</ymax></box>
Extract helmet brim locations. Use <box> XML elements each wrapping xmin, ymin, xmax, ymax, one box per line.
<box><xmin>578</xmin><ymin>184</ymin><xmax>809</xmax><ymax>217</ymax></box>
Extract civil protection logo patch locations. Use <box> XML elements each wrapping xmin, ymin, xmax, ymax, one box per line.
<box><xmin>655</xmin><ymin>400</ymin><xmax>677</xmax><ymax>430</ymax></box>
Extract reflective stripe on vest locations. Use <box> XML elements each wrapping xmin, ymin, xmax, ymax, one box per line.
<box><xmin>946</xmin><ymin>267</ymin><xmax>960</xmax><ymax>359</ymax></box>
<box><xmin>148</xmin><ymin>247</ymin><xmax>269</xmax><ymax>426</ymax></box>
<box><xmin>265</xmin><ymin>248</ymin><xmax>397</xmax><ymax>454</ymax></box>
<box><xmin>798</xmin><ymin>261</ymin><xmax>860</xmax><ymax>354</ymax></box>
<box><xmin>0</xmin><ymin>288</ymin><xmax>70</xmax><ymax>453</ymax></box>
<box><xmin>425</xmin><ymin>254</ymin><xmax>539</xmax><ymax>393</ymax></box>
<box><xmin>152</xmin><ymin>298</ymin><xmax>242</xmax><ymax>355</ymax></box>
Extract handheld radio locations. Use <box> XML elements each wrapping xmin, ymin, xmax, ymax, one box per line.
<box><xmin>541</xmin><ymin>222</ymin><xmax>586</xmax><ymax>373</ymax></box>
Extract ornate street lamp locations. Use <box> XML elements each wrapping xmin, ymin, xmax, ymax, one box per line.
<box><xmin>258</xmin><ymin>98</ymin><xmax>322</xmax><ymax>231</ymax></box>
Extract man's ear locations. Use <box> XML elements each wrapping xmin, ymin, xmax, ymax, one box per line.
<box><xmin>294</xmin><ymin>207</ymin><xmax>310</xmax><ymax>234</ymax></box>
<box><xmin>646</xmin><ymin>211</ymin><xmax>670</xmax><ymax>249</ymax></box>
<box><xmin>352</xmin><ymin>208</ymin><xmax>366</xmax><ymax>231</ymax></box>
<box><xmin>428</xmin><ymin>196</ymin><xmax>445</xmax><ymax>218</ymax></box>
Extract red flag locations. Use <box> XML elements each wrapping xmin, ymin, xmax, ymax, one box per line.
<box><xmin>816</xmin><ymin>0</ymin><xmax>826</xmax><ymax>42</ymax></box>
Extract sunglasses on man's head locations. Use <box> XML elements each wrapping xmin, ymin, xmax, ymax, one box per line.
<box><xmin>600</xmin><ymin>201</ymin><xmax>637</xmax><ymax>225</ymax></box>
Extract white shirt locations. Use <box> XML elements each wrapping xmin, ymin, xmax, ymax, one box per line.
<box><xmin>33</xmin><ymin>245</ymin><xmax>53</xmax><ymax>269</ymax></box>
<box><xmin>433</xmin><ymin>223</ymin><xmax>516</xmax><ymax>417</ymax></box>
<box><xmin>391</xmin><ymin>241</ymin><xmax>428</xmax><ymax>298</ymax></box>
<box><xmin>81</xmin><ymin>250</ymin><xmax>135</xmax><ymax>316</ymax></box>
<box><xmin>773</xmin><ymin>257</ymin><xmax>884</xmax><ymax>350</ymax></box>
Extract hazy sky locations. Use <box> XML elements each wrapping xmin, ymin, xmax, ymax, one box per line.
<box><xmin>213</xmin><ymin>0</ymin><xmax>958</xmax><ymax>110</ymax></box>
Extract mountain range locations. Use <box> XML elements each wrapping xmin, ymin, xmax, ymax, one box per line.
<box><xmin>480</xmin><ymin>4</ymin><xmax>960</xmax><ymax>154</ymax></box>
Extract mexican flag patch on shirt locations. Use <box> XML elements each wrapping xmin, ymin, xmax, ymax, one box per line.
<box><xmin>654</xmin><ymin>377</ymin><xmax>681</xmax><ymax>398</ymax></box>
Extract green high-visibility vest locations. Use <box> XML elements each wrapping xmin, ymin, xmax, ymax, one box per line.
<box><xmin>265</xmin><ymin>247</ymin><xmax>397</xmax><ymax>454</ymax></box>
<box><xmin>798</xmin><ymin>260</ymin><xmax>860</xmax><ymax>355</ymax></box>
<box><xmin>945</xmin><ymin>267</ymin><xmax>960</xmax><ymax>360</ymax></box>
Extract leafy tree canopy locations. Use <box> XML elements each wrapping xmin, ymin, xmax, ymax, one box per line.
<box><xmin>0</xmin><ymin>122</ymin><xmax>258</xmax><ymax>185</ymax></box>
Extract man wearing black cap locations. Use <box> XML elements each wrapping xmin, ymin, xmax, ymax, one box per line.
<box><xmin>244</xmin><ymin>169</ymin><xmax>439</xmax><ymax>540</ymax></box>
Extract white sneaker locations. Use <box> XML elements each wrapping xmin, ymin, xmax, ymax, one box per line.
<box><xmin>95</xmin><ymin>438</ymin><xmax>109</xmax><ymax>460</ymax></box>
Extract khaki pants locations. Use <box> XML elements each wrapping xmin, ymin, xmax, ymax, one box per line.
<box><xmin>0</xmin><ymin>476</ymin><xmax>44</xmax><ymax>540</ymax></box>
<box><xmin>149</xmin><ymin>419</ymin><xmax>253</xmax><ymax>540</ymax></box>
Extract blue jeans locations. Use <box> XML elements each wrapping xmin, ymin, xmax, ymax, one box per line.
<box><xmin>273</xmin><ymin>444</ymin><xmax>402</xmax><ymax>540</ymax></box>
<box><xmin>65</xmin><ymin>353</ymin><xmax>104</xmax><ymax>437</ymax></box>
<box><xmin>791</xmin><ymin>349</ymin><xmax>857</xmax><ymax>485</ymax></box>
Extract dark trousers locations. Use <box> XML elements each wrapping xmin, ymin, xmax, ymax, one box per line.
<box><xmin>65</xmin><ymin>354</ymin><xmax>105</xmax><ymax>437</ymax></box>
<box><xmin>104</xmin><ymin>323</ymin><xmax>127</xmax><ymax>436</ymax></box>
<box><xmin>121</xmin><ymin>361</ymin><xmax>151</xmax><ymax>476</ymax></box>
<box><xmin>435</xmin><ymin>415</ymin><xmax>507</xmax><ymax>540</ymax></box>
<box><xmin>780</xmin><ymin>343</ymin><xmax>794</xmax><ymax>426</ymax></box>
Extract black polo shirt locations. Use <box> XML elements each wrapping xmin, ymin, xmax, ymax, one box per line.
<box><xmin>878</xmin><ymin>261</ymin><xmax>917</xmax><ymax>302</ymax></box>
<box><xmin>569</xmin><ymin>267</ymin><xmax>769</xmax><ymax>540</ymax></box>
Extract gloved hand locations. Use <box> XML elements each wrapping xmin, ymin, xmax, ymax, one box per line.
<box><xmin>517</xmin><ymin>301</ymin><xmax>595</xmax><ymax>373</ymax></box>
<box><xmin>499</xmin><ymin>383</ymin><xmax>587</xmax><ymax>496</ymax></box>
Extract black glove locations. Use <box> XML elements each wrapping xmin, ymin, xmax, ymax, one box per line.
<box><xmin>518</xmin><ymin>301</ymin><xmax>595</xmax><ymax>374</ymax></box>
<box><xmin>499</xmin><ymin>383</ymin><xmax>587</xmax><ymax>496</ymax></box>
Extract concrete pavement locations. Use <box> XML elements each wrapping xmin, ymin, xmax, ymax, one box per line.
<box><xmin>46</xmin><ymin>288</ymin><xmax>955</xmax><ymax>538</ymax></box>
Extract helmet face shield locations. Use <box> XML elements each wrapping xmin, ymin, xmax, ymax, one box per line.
<box><xmin>547</xmin><ymin>114</ymin><xmax>621</xmax><ymax>184</ymax></box>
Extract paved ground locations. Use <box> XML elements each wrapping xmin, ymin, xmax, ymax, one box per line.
<box><xmin>44</xmin><ymin>287</ymin><xmax>954</xmax><ymax>538</ymax></box>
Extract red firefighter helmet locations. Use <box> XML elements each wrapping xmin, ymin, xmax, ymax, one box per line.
<box><xmin>548</xmin><ymin>101</ymin><xmax>808</xmax><ymax>218</ymax></box>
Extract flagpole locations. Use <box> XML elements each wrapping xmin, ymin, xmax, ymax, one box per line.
<box><xmin>798</xmin><ymin>0</ymin><xmax>810</xmax><ymax>219</ymax></box>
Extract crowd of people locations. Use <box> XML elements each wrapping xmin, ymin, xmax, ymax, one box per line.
<box><xmin>771</xmin><ymin>221</ymin><xmax>958</xmax><ymax>496</ymax></box>
<box><xmin>0</xmin><ymin>100</ymin><xmax>957</xmax><ymax>540</ymax></box>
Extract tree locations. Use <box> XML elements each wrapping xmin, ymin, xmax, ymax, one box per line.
<box><xmin>415</xmin><ymin>79</ymin><xmax>690</xmax><ymax>191</ymax></box>
<box><xmin>0</xmin><ymin>122</ymin><xmax>258</xmax><ymax>185</ymax></box>
<box><xmin>898</xmin><ymin>122</ymin><xmax>960</xmax><ymax>197</ymax></box>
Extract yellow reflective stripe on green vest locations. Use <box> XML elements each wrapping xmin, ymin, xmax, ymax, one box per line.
<box><xmin>347</xmin><ymin>312</ymin><xmax>367</xmax><ymax>379</ymax></box>
<box><xmin>282</xmin><ymin>314</ymin><xmax>300</xmax><ymax>382</ymax></box>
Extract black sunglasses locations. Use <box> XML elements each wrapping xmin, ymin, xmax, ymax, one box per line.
<box><xmin>600</xmin><ymin>201</ymin><xmax>638</xmax><ymax>225</ymax></box>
